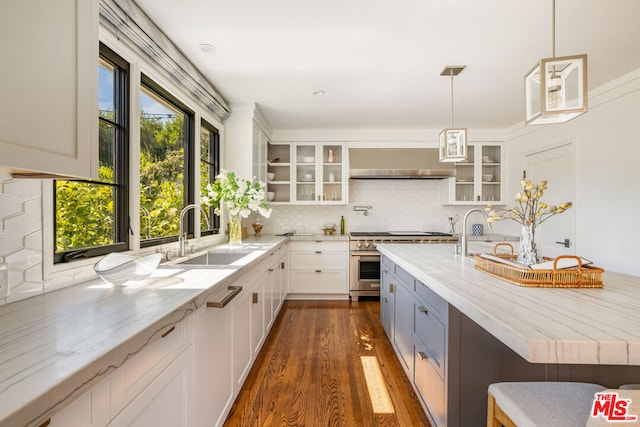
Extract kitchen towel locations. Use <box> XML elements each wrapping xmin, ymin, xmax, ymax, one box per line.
<box><xmin>472</xmin><ymin>224</ymin><xmax>484</xmax><ymax>236</ymax></box>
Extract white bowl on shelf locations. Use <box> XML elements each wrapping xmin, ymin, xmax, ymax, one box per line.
<box><xmin>267</xmin><ymin>172</ymin><xmax>275</xmax><ymax>181</ymax></box>
<box><xmin>302</xmin><ymin>156</ymin><xmax>315</xmax><ymax>163</ymax></box>
<box><xmin>302</xmin><ymin>173</ymin><xmax>313</xmax><ymax>181</ymax></box>
<box><xmin>94</xmin><ymin>253</ymin><xmax>162</xmax><ymax>286</ymax></box>
<box><xmin>267</xmin><ymin>192</ymin><xmax>275</xmax><ymax>201</ymax></box>
<box><xmin>483</xmin><ymin>174</ymin><xmax>493</xmax><ymax>182</ymax></box>
<box><xmin>482</xmin><ymin>156</ymin><xmax>493</xmax><ymax>162</ymax></box>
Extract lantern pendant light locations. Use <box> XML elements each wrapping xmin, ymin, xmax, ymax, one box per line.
<box><xmin>525</xmin><ymin>0</ymin><xmax>587</xmax><ymax>125</ymax></box>
<box><xmin>439</xmin><ymin>65</ymin><xmax>467</xmax><ymax>162</ymax></box>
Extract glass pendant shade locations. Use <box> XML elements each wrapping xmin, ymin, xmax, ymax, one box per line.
<box><xmin>525</xmin><ymin>56</ymin><xmax>587</xmax><ymax>124</ymax></box>
<box><xmin>439</xmin><ymin>128</ymin><xmax>467</xmax><ymax>162</ymax></box>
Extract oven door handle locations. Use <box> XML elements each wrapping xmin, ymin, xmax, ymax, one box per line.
<box><xmin>351</xmin><ymin>254</ymin><xmax>380</xmax><ymax>260</ymax></box>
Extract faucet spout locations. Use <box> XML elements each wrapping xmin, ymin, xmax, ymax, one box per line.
<box><xmin>178</xmin><ymin>204</ymin><xmax>211</xmax><ymax>257</ymax></box>
<box><xmin>461</xmin><ymin>208</ymin><xmax>492</xmax><ymax>257</ymax></box>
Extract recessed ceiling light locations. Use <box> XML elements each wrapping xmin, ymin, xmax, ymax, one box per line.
<box><xmin>313</xmin><ymin>89</ymin><xmax>325</xmax><ymax>96</ymax></box>
<box><xmin>199</xmin><ymin>43</ymin><xmax>216</xmax><ymax>54</ymax></box>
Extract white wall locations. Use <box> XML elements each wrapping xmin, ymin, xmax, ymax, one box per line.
<box><xmin>500</xmin><ymin>69</ymin><xmax>640</xmax><ymax>276</ymax></box>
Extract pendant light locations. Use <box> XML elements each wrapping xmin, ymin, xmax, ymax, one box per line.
<box><xmin>525</xmin><ymin>0</ymin><xmax>587</xmax><ymax>124</ymax></box>
<box><xmin>439</xmin><ymin>65</ymin><xmax>467</xmax><ymax>162</ymax></box>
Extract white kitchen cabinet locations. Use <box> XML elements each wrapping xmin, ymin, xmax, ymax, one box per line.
<box><xmin>49</xmin><ymin>378</ymin><xmax>110</xmax><ymax>427</ymax></box>
<box><xmin>225</xmin><ymin>105</ymin><xmax>270</xmax><ymax>182</ymax></box>
<box><xmin>249</xmin><ymin>268</ymin><xmax>266</xmax><ymax>357</ymax></box>
<box><xmin>109</xmin><ymin>348</ymin><xmax>194</xmax><ymax>427</ymax></box>
<box><xmin>266</xmin><ymin>142</ymin><xmax>292</xmax><ymax>203</ymax></box>
<box><xmin>193</xmin><ymin>291</ymin><xmax>234</xmax><ymax>427</ymax></box>
<box><xmin>267</xmin><ymin>143</ymin><xmax>349</xmax><ymax>205</ymax></box>
<box><xmin>0</xmin><ymin>0</ymin><xmax>99</xmax><ymax>178</ymax></box>
<box><xmin>441</xmin><ymin>142</ymin><xmax>505</xmax><ymax>205</ymax></box>
<box><xmin>232</xmin><ymin>280</ymin><xmax>254</xmax><ymax>393</ymax></box>
<box><xmin>289</xmin><ymin>241</ymin><xmax>348</xmax><ymax>296</ymax></box>
<box><xmin>110</xmin><ymin>319</ymin><xmax>192</xmax><ymax>419</ymax></box>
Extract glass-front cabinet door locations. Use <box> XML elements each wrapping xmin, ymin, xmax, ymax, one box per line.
<box><xmin>290</xmin><ymin>142</ymin><xmax>348</xmax><ymax>204</ymax></box>
<box><xmin>441</xmin><ymin>142</ymin><xmax>504</xmax><ymax>205</ymax></box>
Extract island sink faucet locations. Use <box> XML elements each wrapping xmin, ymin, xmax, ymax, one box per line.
<box><xmin>460</xmin><ymin>208</ymin><xmax>492</xmax><ymax>257</ymax></box>
<box><xmin>178</xmin><ymin>204</ymin><xmax>211</xmax><ymax>257</ymax></box>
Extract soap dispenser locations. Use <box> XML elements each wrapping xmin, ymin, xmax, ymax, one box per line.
<box><xmin>340</xmin><ymin>216</ymin><xmax>345</xmax><ymax>235</ymax></box>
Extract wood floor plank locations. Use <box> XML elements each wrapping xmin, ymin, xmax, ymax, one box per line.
<box><xmin>224</xmin><ymin>300</ymin><xmax>430</xmax><ymax>427</ymax></box>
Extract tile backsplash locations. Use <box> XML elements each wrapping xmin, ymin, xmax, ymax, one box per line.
<box><xmin>262</xmin><ymin>179</ymin><xmax>471</xmax><ymax>235</ymax></box>
<box><xmin>0</xmin><ymin>178</ymin><xmax>44</xmax><ymax>304</ymax></box>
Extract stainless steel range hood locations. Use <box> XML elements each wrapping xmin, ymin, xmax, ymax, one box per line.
<box><xmin>349</xmin><ymin>148</ymin><xmax>455</xmax><ymax>179</ymax></box>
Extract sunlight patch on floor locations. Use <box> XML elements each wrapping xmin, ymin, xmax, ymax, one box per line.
<box><xmin>360</xmin><ymin>356</ymin><xmax>395</xmax><ymax>414</ymax></box>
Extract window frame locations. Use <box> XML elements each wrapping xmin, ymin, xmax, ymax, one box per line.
<box><xmin>139</xmin><ymin>75</ymin><xmax>196</xmax><ymax>248</ymax></box>
<box><xmin>53</xmin><ymin>43</ymin><xmax>130</xmax><ymax>264</ymax></box>
<box><xmin>200</xmin><ymin>120</ymin><xmax>221</xmax><ymax>236</ymax></box>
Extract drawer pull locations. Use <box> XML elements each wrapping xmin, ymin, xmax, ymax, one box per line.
<box><xmin>383</xmin><ymin>297</ymin><xmax>388</xmax><ymax>303</ymax></box>
<box><xmin>389</xmin><ymin>283</ymin><xmax>394</xmax><ymax>293</ymax></box>
<box><xmin>315</xmin><ymin>269</ymin><xmax>322</xmax><ymax>273</ymax></box>
<box><xmin>280</xmin><ymin>262</ymin><xmax>285</xmax><ymax>269</ymax></box>
<box><xmin>207</xmin><ymin>286</ymin><xmax>243</xmax><ymax>308</ymax></box>
<box><xmin>370</xmin><ymin>283</ymin><xmax>380</xmax><ymax>289</ymax></box>
<box><xmin>418</xmin><ymin>351</ymin><xmax>428</xmax><ymax>361</ymax></box>
<box><xmin>161</xmin><ymin>326</ymin><xmax>176</xmax><ymax>338</ymax></box>
<box><xmin>315</xmin><ymin>250</ymin><xmax>322</xmax><ymax>254</ymax></box>
<box><xmin>268</xmin><ymin>268</ymin><xmax>274</xmax><ymax>272</ymax></box>
<box><xmin>417</xmin><ymin>306</ymin><xmax>429</xmax><ymax>314</ymax></box>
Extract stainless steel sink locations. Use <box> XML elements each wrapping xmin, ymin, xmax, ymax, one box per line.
<box><xmin>176</xmin><ymin>250</ymin><xmax>252</xmax><ymax>266</ymax></box>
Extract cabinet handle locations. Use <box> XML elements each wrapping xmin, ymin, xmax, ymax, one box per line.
<box><xmin>161</xmin><ymin>326</ymin><xmax>176</xmax><ymax>338</ymax></box>
<box><xmin>383</xmin><ymin>297</ymin><xmax>388</xmax><ymax>303</ymax></box>
<box><xmin>418</xmin><ymin>351</ymin><xmax>428</xmax><ymax>361</ymax></box>
<box><xmin>280</xmin><ymin>262</ymin><xmax>285</xmax><ymax>269</ymax></box>
<box><xmin>389</xmin><ymin>283</ymin><xmax>394</xmax><ymax>293</ymax></box>
<box><xmin>252</xmin><ymin>292</ymin><xmax>259</xmax><ymax>304</ymax></box>
<box><xmin>268</xmin><ymin>268</ymin><xmax>274</xmax><ymax>272</ymax></box>
<box><xmin>207</xmin><ymin>286</ymin><xmax>243</xmax><ymax>308</ymax></box>
<box><xmin>315</xmin><ymin>269</ymin><xmax>322</xmax><ymax>273</ymax></box>
<box><xmin>417</xmin><ymin>306</ymin><xmax>429</xmax><ymax>314</ymax></box>
<box><xmin>315</xmin><ymin>250</ymin><xmax>322</xmax><ymax>254</ymax></box>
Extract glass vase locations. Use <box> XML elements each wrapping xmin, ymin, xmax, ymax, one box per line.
<box><xmin>228</xmin><ymin>214</ymin><xmax>243</xmax><ymax>247</ymax></box>
<box><xmin>518</xmin><ymin>223</ymin><xmax>542</xmax><ymax>266</ymax></box>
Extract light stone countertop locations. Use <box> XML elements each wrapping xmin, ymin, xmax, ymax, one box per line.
<box><xmin>284</xmin><ymin>233</ymin><xmax>349</xmax><ymax>241</ymax></box>
<box><xmin>377</xmin><ymin>243</ymin><xmax>640</xmax><ymax>366</ymax></box>
<box><xmin>0</xmin><ymin>236</ymin><xmax>287</xmax><ymax>427</ymax></box>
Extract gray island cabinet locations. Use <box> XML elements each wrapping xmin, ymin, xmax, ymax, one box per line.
<box><xmin>378</xmin><ymin>244</ymin><xmax>640</xmax><ymax>427</ymax></box>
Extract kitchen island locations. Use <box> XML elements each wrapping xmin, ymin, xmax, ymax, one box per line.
<box><xmin>0</xmin><ymin>236</ymin><xmax>287</xmax><ymax>427</ymax></box>
<box><xmin>377</xmin><ymin>243</ymin><xmax>640</xmax><ymax>427</ymax></box>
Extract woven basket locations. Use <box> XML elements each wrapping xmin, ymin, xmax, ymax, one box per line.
<box><xmin>473</xmin><ymin>243</ymin><xmax>604</xmax><ymax>288</ymax></box>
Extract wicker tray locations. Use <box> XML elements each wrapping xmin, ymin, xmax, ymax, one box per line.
<box><xmin>473</xmin><ymin>243</ymin><xmax>604</xmax><ymax>288</ymax></box>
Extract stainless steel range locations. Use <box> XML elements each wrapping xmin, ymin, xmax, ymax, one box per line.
<box><xmin>349</xmin><ymin>231</ymin><xmax>458</xmax><ymax>300</ymax></box>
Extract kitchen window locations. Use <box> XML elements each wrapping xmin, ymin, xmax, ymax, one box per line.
<box><xmin>200</xmin><ymin>120</ymin><xmax>220</xmax><ymax>235</ymax></box>
<box><xmin>53</xmin><ymin>44</ymin><xmax>130</xmax><ymax>263</ymax></box>
<box><xmin>139</xmin><ymin>77</ymin><xmax>195</xmax><ymax>247</ymax></box>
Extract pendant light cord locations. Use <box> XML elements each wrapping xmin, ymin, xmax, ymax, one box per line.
<box><xmin>450</xmin><ymin>69</ymin><xmax>454</xmax><ymax>127</ymax></box>
<box><xmin>551</xmin><ymin>0</ymin><xmax>556</xmax><ymax>57</ymax></box>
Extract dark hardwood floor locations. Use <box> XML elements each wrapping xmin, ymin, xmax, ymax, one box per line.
<box><xmin>224</xmin><ymin>300</ymin><xmax>431</xmax><ymax>427</ymax></box>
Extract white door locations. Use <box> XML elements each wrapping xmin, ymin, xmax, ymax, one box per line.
<box><xmin>524</xmin><ymin>142</ymin><xmax>576</xmax><ymax>259</ymax></box>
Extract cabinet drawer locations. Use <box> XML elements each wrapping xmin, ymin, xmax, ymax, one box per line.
<box><xmin>414</xmin><ymin>280</ymin><xmax>448</xmax><ymax>322</ymax></box>
<box><xmin>381</xmin><ymin>255</ymin><xmax>394</xmax><ymax>273</ymax></box>
<box><xmin>395</xmin><ymin>265</ymin><xmax>414</xmax><ymax>289</ymax></box>
<box><xmin>110</xmin><ymin>316</ymin><xmax>192</xmax><ymax>418</ymax></box>
<box><xmin>290</xmin><ymin>241</ymin><xmax>347</xmax><ymax>253</ymax></box>
<box><xmin>414</xmin><ymin>304</ymin><xmax>446</xmax><ymax>379</ymax></box>
<box><xmin>290</xmin><ymin>271</ymin><xmax>347</xmax><ymax>293</ymax></box>
<box><xmin>290</xmin><ymin>252</ymin><xmax>346</xmax><ymax>270</ymax></box>
<box><xmin>414</xmin><ymin>345</ymin><xmax>445</xmax><ymax>427</ymax></box>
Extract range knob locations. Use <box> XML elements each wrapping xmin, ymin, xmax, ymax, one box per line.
<box><xmin>364</xmin><ymin>241</ymin><xmax>370</xmax><ymax>248</ymax></box>
<box><xmin>356</xmin><ymin>242</ymin><xmax>362</xmax><ymax>248</ymax></box>
<box><xmin>373</xmin><ymin>243</ymin><xmax>378</xmax><ymax>249</ymax></box>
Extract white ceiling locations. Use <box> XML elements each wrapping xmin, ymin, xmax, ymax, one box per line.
<box><xmin>133</xmin><ymin>0</ymin><xmax>640</xmax><ymax>130</ymax></box>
